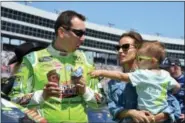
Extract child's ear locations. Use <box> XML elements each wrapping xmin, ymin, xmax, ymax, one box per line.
<box><xmin>151</xmin><ymin>57</ymin><xmax>158</xmax><ymax>64</ymax></box>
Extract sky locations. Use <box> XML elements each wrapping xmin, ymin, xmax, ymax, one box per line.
<box><xmin>18</xmin><ymin>1</ymin><xmax>184</xmax><ymax>39</ymax></box>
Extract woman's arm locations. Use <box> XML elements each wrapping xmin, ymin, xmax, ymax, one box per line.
<box><xmin>154</xmin><ymin>113</ymin><xmax>169</xmax><ymax>122</ymax></box>
<box><xmin>172</xmin><ymin>82</ymin><xmax>181</xmax><ymax>94</ymax></box>
<box><xmin>117</xmin><ymin>109</ymin><xmax>152</xmax><ymax>123</ymax></box>
<box><xmin>145</xmin><ymin>113</ymin><xmax>168</xmax><ymax>123</ymax></box>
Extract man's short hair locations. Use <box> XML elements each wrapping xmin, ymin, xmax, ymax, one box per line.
<box><xmin>54</xmin><ymin>10</ymin><xmax>86</xmax><ymax>36</ymax></box>
<box><xmin>119</xmin><ymin>31</ymin><xmax>143</xmax><ymax>49</ymax></box>
<box><xmin>160</xmin><ymin>57</ymin><xmax>181</xmax><ymax>69</ymax></box>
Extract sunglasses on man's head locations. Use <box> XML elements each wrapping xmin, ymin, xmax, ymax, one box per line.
<box><xmin>115</xmin><ymin>44</ymin><xmax>132</xmax><ymax>51</ymax></box>
<box><xmin>62</xmin><ymin>26</ymin><xmax>86</xmax><ymax>38</ymax></box>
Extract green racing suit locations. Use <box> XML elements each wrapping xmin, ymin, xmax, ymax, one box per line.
<box><xmin>10</xmin><ymin>45</ymin><xmax>102</xmax><ymax>122</ymax></box>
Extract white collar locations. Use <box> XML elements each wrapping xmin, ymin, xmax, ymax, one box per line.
<box><xmin>47</xmin><ymin>44</ymin><xmax>73</xmax><ymax>57</ymax></box>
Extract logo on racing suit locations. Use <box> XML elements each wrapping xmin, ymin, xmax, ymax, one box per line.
<box><xmin>38</xmin><ymin>56</ymin><xmax>52</xmax><ymax>62</ymax></box>
<box><xmin>65</xmin><ymin>65</ymin><xmax>73</xmax><ymax>72</ymax></box>
<box><xmin>53</xmin><ymin>61</ymin><xmax>62</xmax><ymax>69</ymax></box>
<box><xmin>59</xmin><ymin>83</ymin><xmax>77</xmax><ymax>98</ymax></box>
<box><xmin>47</xmin><ymin>69</ymin><xmax>77</xmax><ymax>98</ymax></box>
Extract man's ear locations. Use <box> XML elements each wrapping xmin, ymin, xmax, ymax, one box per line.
<box><xmin>58</xmin><ymin>27</ymin><xmax>64</xmax><ymax>38</ymax></box>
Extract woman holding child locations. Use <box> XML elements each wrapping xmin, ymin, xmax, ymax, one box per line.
<box><xmin>90</xmin><ymin>31</ymin><xmax>181</xmax><ymax>123</ymax></box>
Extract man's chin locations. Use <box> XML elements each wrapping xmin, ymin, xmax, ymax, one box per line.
<box><xmin>68</xmin><ymin>48</ymin><xmax>76</xmax><ymax>53</ymax></box>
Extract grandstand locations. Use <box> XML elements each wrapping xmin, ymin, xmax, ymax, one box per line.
<box><xmin>1</xmin><ymin>2</ymin><xmax>184</xmax><ymax>68</ymax></box>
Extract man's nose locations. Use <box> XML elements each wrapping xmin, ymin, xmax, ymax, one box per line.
<box><xmin>80</xmin><ymin>35</ymin><xmax>85</xmax><ymax>42</ymax></box>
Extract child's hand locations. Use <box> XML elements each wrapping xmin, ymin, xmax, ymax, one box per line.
<box><xmin>89</xmin><ymin>70</ymin><xmax>102</xmax><ymax>78</ymax></box>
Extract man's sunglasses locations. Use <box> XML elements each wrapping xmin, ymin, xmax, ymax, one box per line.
<box><xmin>71</xmin><ymin>28</ymin><xmax>86</xmax><ymax>37</ymax></box>
<box><xmin>115</xmin><ymin>44</ymin><xmax>134</xmax><ymax>51</ymax></box>
<box><xmin>62</xmin><ymin>26</ymin><xmax>86</xmax><ymax>38</ymax></box>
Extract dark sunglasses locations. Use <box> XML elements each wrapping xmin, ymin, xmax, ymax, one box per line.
<box><xmin>62</xmin><ymin>26</ymin><xmax>86</xmax><ymax>38</ymax></box>
<box><xmin>115</xmin><ymin>44</ymin><xmax>132</xmax><ymax>51</ymax></box>
<box><xmin>70</xmin><ymin>28</ymin><xmax>86</xmax><ymax>37</ymax></box>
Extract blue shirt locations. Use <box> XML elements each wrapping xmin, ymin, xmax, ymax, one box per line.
<box><xmin>174</xmin><ymin>74</ymin><xmax>185</xmax><ymax>113</ymax></box>
<box><xmin>106</xmin><ymin>79</ymin><xmax>181</xmax><ymax>123</ymax></box>
<box><xmin>106</xmin><ymin>80</ymin><xmax>137</xmax><ymax>123</ymax></box>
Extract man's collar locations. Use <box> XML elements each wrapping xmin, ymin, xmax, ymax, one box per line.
<box><xmin>47</xmin><ymin>44</ymin><xmax>72</xmax><ymax>57</ymax></box>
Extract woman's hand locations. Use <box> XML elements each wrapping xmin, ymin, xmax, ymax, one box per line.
<box><xmin>179</xmin><ymin>114</ymin><xmax>185</xmax><ymax>122</ymax></box>
<box><xmin>154</xmin><ymin>112</ymin><xmax>169</xmax><ymax>123</ymax></box>
<box><xmin>118</xmin><ymin>109</ymin><xmax>151</xmax><ymax>123</ymax></box>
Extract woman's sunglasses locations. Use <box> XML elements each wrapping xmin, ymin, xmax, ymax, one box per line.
<box><xmin>115</xmin><ymin>44</ymin><xmax>133</xmax><ymax>51</ymax></box>
<box><xmin>62</xmin><ymin>26</ymin><xmax>86</xmax><ymax>38</ymax></box>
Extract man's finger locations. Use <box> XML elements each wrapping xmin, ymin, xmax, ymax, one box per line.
<box><xmin>47</xmin><ymin>86</ymin><xmax>60</xmax><ymax>91</ymax></box>
<box><xmin>50</xmin><ymin>93</ymin><xmax>60</xmax><ymax>98</ymax></box>
<box><xmin>78</xmin><ymin>77</ymin><xmax>86</xmax><ymax>84</ymax></box>
<box><xmin>49</xmin><ymin>89</ymin><xmax>60</xmax><ymax>94</ymax></box>
<box><xmin>76</xmin><ymin>84</ymin><xmax>85</xmax><ymax>88</ymax></box>
<box><xmin>46</xmin><ymin>82</ymin><xmax>58</xmax><ymax>87</ymax></box>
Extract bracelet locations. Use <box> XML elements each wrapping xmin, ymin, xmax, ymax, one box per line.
<box><xmin>152</xmin><ymin>116</ymin><xmax>156</xmax><ymax>123</ymax></box>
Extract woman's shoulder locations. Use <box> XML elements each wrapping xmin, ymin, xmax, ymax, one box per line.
<box><xmin>107</xmin><ymin>79</ymin><xmax>129</xmax><ymax>90</ymax></box>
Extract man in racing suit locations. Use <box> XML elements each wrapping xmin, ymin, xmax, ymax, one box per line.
<box><xmin>10</xmin><ymin>10</ymin><xmax>102</xmax><ymax>122</ymax></box>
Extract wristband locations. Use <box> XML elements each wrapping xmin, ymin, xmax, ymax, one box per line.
<box><xmin>152</xmin><ymin>116</ymin><xmax>155</xmax><ymax>123</ymax></box>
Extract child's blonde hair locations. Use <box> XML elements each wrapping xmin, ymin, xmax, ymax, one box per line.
<box><xmin>138</xmin><ymin>40</ymin><xmax>166</xmax><ymax>63</ymax></box>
